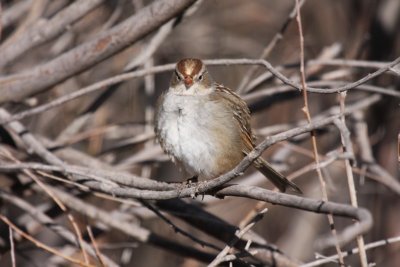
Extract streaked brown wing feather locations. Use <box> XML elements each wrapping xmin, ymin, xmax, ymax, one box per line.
<box><xmin>213</xmin><ymin>85</ymin><xmax>302</xmax><ymax>193</ymax></box>
<box><xmin>214</xmin><ymin>84</ymin><xmax>255</xmax><ymax>153</ymax></box>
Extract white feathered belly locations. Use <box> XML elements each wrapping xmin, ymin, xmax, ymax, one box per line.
<box><xmin>156</xmin><ymin>93</ymin><xmax>242</xmax><ymax>179</ymax></box>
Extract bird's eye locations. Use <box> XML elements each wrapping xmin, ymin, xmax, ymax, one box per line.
<box><xmin>175</xmin><ymin>71</ymin><xmax>181</xmax><ymax>81</ymax></box>
<box><xmin>198</xmin><ymin>74</ymin><xmax>203</xmax><ymax>81</ymax></box>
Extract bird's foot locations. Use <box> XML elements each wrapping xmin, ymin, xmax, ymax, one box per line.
<box><xmin>185</xmin><ymin>175</ymin><xmax>198</xmax><ymax>185</ymax></box>
<box><xmin>181</xmin><ymin>176</ymin><xmax>206</xmax><ymax>200</ymax></box>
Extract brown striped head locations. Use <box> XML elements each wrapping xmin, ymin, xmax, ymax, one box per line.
<box><xmin>177</xmin><ymin>58</ymin><xmax>204</xmax><ymax>87</ymax></box>
<box><xmin>170</xmin><ymin>58</ymin><xmax>213</xmax><ymax>95</ymax></box>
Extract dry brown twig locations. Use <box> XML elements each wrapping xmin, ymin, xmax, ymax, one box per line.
<box><xmin>139</xmin><ymin>199</ymin><xmax>222</xmax><ymax>251</ymax></box>
<box><xmin>208</xmin><ymin>208</ymin><xmax>269</xmax><ymax>267</ymax></box>
<box><xmin>352</xmin><ymin>111</ymin><xmax>400</xmax><ymax>194</ymax></box>
<box><xmin>0</xmin><ymin>147</ymin><xmax>91</xmax><ymax>265</ymax></box>
<box><xmin>9</xmin><ymin>226</ymin><xmax>16</xmax><ymax>267</ymax></box>
<box><xmin>308</xmin><ymin>58</ymin><xmax>400</xmax><ymax>76</ymax></box>
<box><xmin>302</xmin><ymin>235</ymin><xmax>400</xmax><ymax>267</ymax></box>
<box><xmin>237</xmin><ymin>0</ymin><xmax>307</xmax><ymax>93</ymax></box>
<box><xmin>294</xmin><ymin>1</ymin><xmax>344</xmax><ymax>263</ymax></box>
<box><xmin>0</xmin><ymin>109</ymin><xmax>92</xmax><ymax>264</ymax></box>
<box><xmin>41</xmin><ymin>185</ymin><xmax>226</xmax><ymax>265</ymax></box>
<box><xmin>0</xmin><ymin>214</ymin><xmax>94</xmax><ymax>267</ymax></box>
<box><xmin>86</xmin><ymin>226</ymin><xmax>106</xmax><ymax>267</ymax></box>
<box><xmin>336</xmin><ymin>93</ymin><xmax>368</xmax><ymax>266</ymax></box>
<box><xmin>0</xmin><ymin>188</ymin><xmax>118</xmax><ymax>267</ymax></box>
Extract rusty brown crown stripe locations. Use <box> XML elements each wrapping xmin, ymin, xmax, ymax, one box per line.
<box><xmin>176</xmin><ymin>58</ymin><xmax>203</xmax><ymax>77</ymax></box>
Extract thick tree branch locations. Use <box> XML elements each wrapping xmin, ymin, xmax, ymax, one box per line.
<box><xmin>0</xmin><ymin>0</ymin><xmax>105</xmax><ymax>67</ymax></box>
<box><xmin>0</xmin><ymin>0</ymin><xmax>196</xmax><ymax>102</ymax></box>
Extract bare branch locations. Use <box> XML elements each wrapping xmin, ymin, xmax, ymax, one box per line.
<box><xmin>302</xmin><ymin>235</ymin><xmax>400</xmax><ymax>267</ymax></box>
<box><xmin>0</xmin><ymin>55</ymin><xmax>396</xmax><ymax>125</ymax></box>
<box><xmin>0</xmin><ymin>0</ymin><xmax>105</xmax><ymax>67</ymax></box>
<box><xmin>295</xmin><ymin>2</ymin><xmax>344</xmax><ymax>262</ymax></box>
<box><xmin>0</xmin><ymin>214</ymin><xmax>94</xmax><ymax>267</ymax></box>
<box><xmin>0</xmin><ymin>189</ymin><xmax>119</xmax><ymax>267</ymax></box>
<box><xmin>0</xmin><ymin>108</ymin><xmax>65</xmax><ymax>167</ymax></box>
<box><xmin>0</xmin><ymin>0</ymin><xmax>196</xmax><ymax>102</ymax></box>
<box><xmin>336</xmin><ymin>93</ymin><xmax>368</xmax><ymax>266</ymax></box>
<box><xmin>216</xmin><ymin>185</ymin><xmax>372</xmax><ymax>249</ymax></box>
<box><xmin>1</xmin><ymin>0</ymin><xmax>32</xmax><ymax>29</ymax></box>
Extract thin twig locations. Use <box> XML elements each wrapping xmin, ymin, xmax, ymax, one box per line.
<box><xmin>216</xmin><ymin>185</ymin><xmax>372</xmax><ymax>249</ymax></box>
<box><xmin>0</xmin><ymin>215</ymin><xmax>94</xmax><ymax>267</ymax></box>
<box><xmin>244</xmin><ymin>80</ymin><xmax>400</xmax><ymax>103</ymax></box>
<box><xmin>139</xmin><ymin>200</ymin><xmax>222</xmax><ymax>251</ymax></box>
<box><xmin>302</xmin><ymin>235</ymin><xmax>400</xmax><ymax>267</ymax></box>
<box><xmin>0</xmin><ymin>189</ymin><xmax>119</xmax><ymax>267</ymax></box>
<box><xmin>280</xmin><ymin>142</ymin><xmax>397</xmax><ymax>194</ymax></box>
<box><xmin>337</xmin><ymin>93</ymin><xmax>368</xmax><ymax>266</ymax></box>
<box><xmin>295</xmin><ymin>0</ymin><xmax>344</xmax><ymax>263</ymax></box>
<box><xmin>0</xmin><ymin>148</ymin><xmax>91</xmax><ymax>264</ymax></box>
<box><xmin>352</xmin><ymin>111</ymin><xmax>400</xmax><ymax>195</ymax></box>
<box><xmin>86</xmin><ymin>226</ymin><xmax>106</xmax><ymax>267</ymax></box>
<box><xmin>308</xmin><ymin>58</ymin><xmax>399</xmax><ymax>76</ymax></box>
<box><xmin>9</xmin><ymin>226</ymin><xmax>16</xmax><ymax>267</ymax></box>
<box><xmin>41</xmin><ymin>186</ymin><xmax>223</xmax><ymax>264</ymax></box>
<box><xmin>124</xmin><ymin>0</ymin><xmax>204</xmax><ymax>71</ymax></box>
<box><xmin>208</xmin><ymin>208</ymin><xmax>268</xmax><ymax>267</ymax></box>
<box><xmin>237</xmin><ymin>0</ymin><xmax>307</xmax><ymax>93</ymax></box>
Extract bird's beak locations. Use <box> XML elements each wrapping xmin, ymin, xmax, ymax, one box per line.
<box><xmin>184</xmin><ymin>76</ymin><xmax>193</xmax><ymax>88</ymax></box>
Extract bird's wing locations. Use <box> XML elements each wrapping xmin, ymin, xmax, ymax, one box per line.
<box><xmin>214</xmin><ymin>84</ymin><xmax>255</xmax><ymax>153</ymax></box>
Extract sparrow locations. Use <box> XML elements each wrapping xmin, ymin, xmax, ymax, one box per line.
<box><xmin>154</xmin><ymin>58</ymin><xmax>301</xmax><ymax>193</ymax></box>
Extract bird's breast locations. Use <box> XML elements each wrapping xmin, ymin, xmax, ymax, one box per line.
<box><xmin>156</xmin><ymin>93</ymin><xmax>243</xmax><ymax>178</ymax></box>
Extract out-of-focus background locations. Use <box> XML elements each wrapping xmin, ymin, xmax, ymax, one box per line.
<box><xmin>0</xmin><ymin>0</ymin><xmax>399</xmax><ymax>266</ymax></box>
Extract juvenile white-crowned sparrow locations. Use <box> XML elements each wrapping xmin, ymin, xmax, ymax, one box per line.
<box><xmin>155</xmin><ymin>58</ymin><xmax>301</xmax><ymax>193</ymax></box>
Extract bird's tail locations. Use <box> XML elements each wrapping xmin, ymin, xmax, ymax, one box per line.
<box><xmin>254</xmin><ymin>158</ymin><xmax>302</xmax><ymax>194</ymax></box>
